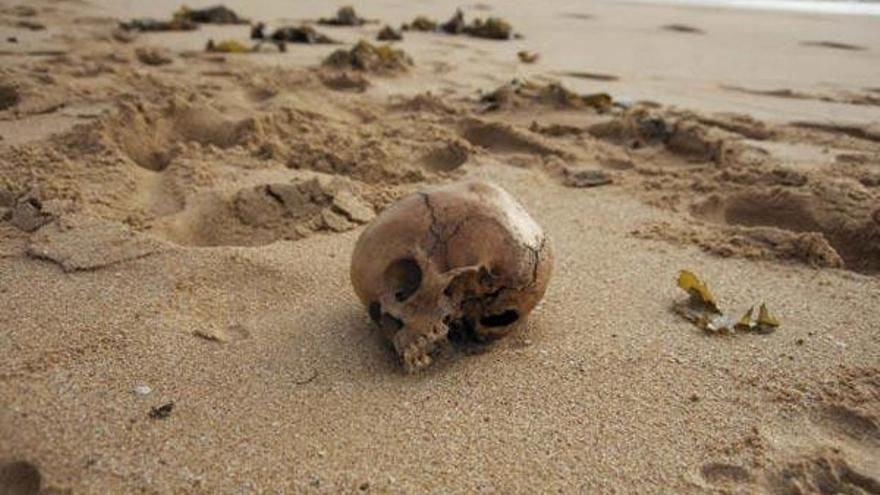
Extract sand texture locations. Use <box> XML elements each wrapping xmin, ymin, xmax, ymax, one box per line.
<box><xmin>1</xmin><ymin>0</ymin><xmax>879</xmax><ymax>493</ymax></box>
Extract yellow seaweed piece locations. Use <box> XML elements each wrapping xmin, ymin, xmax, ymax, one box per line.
<box><xmin>517</xmin><ymin>51</ymin><xmax>539</xmax><ymax>63</ymax></box>
<box><xmin>677</xmin><ymin>270</ymin><xmax>719</xmax><ymax>312</ymax></box>
<box><xmin>757</xmin><ymin>303</ymin><xmax>780</xmax><ymax>327</ymax></box>
<box><xmin>736</xmin><ymin>306</ymin><xmax>755</xmax><ymax>331</ymax></box>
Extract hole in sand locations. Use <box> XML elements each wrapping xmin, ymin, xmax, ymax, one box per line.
<box><xmin>384</xmin><ymin>258</ymin><xmax>422</xmax><ymax>302</ymax></box>
<box><xmin>0</xmin><ymin>461</ymin><xmax>41</xmax><ymax>495</ymax></box>
<box><xmin>820</xmin><ymin>405</ymin><xmax>880</xmax><ymax>442</ymax></box>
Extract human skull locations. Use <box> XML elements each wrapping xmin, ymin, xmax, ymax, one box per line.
<box><xmin>350</xmin><ymin>180</ymin><xmax>553</xmax><ymax>372</ymax></box>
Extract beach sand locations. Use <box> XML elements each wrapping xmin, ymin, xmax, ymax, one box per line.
<box><xmin>1</xmin><ymin>0</ymin><xmax>879</xmax><ymax>493</ymax></box>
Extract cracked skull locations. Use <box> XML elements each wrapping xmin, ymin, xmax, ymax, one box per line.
<box><xmin>350</xmin><ymin>180</ymin><xmax>553</xmax><ymax>372</ymax></box>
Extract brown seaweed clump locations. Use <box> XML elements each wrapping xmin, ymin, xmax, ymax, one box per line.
<box><xmin>465</xmin><ymin>16</ymin><xmax>514</xmax><ymax>40</ymax></box>
<box><xmin>119</xmin><ymin>16</ymin><xmax>195</xmax><ymax>32</ymax></box>
<box><xmin>402</xmin><ymin>16</ymin><xmax>438</xmax><ymax>32</ymax></box>
<box><xmin>441</xmin><ymin>9</ymin><xmax>515</xmax><ymax>39</ymax></box>
<box><xmin>120</xmin><ymin>4</ymin><xmax>246</xmax><ymax>32</ymax></box>
<box><xmin>404</xmin><ymin>10</ymin><xmax>516</xmax><ymax>39</ymax></box>
<box><xmin>377</xmin><ymin>25</ymin><xmax>403</xmax><ymax>41</ymax></box>
<box><xmin>251</xmin><ymin>23</ymin><xmax>336</xmax><ymax>44</ymax></box>
<box><xmin>318</xmin><ymin>6</ymin><xmax>368</xmax><ymax>26</ymax></box>
<box><xmin>440</xmin><ymin>9</ymin><xmax>466</xmax><ymax>34</ymax></box>
<box><xmin>178</xmin><ymin>5</ymin><xmax>248</xmax><ymax>24</ymax></box>
<box><xmin>323</xmin><ymin>41</ymin><xmax>413</xmax><ymax>73</ymax></box>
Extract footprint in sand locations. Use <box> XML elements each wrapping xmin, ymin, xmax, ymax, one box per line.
<box><xmin>662</xmin><ymin>24</ymin><xmax>704</xmax><ymax>34</ymax></box>
<box><xmin>765</xmin><ymin>451</ymin><xmax>880</xmax><ymax>494</ymax></box>
<box><xmin>801</xmin><ymin>40</ymin><xmax>867</xmax><ymax>51</ymax></box>
<box><xmin>818</xmin><ymin>404</ymin><xmax>880</xmax><ymax>445</ymax></box>
<box><xmin>557</xmin><ymin>71</ymin><xmax>619</xmax><ymax>82</ymax></box>
<box><xmin>700</xmin><ymin>462</ymin><xmax>754</xmax><ymax>485</ymax></box>
<box><xmin>561</xmin><ymin>13</ymin><xmax>594</xmax><ymax>20</ymax></box>
<box><xmin>689</xmin><ymin>188</ymin><xmax>880</xmax><ymax>273</ymax></box>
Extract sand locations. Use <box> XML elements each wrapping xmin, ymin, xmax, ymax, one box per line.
<box><xmin>1</xmin><ymin>0</ymin><xmax>879</xmax><ymax>493</ymax></box>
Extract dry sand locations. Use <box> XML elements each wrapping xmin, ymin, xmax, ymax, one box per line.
<box><xmin>1</xmin><ymin>0</ymin><xmax>879</xmax><ymax>493</ymax></box>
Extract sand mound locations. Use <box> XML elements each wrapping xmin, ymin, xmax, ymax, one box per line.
<box><xmin>152</xmin><ymin>176</ymin><xmax>375</xmax><ymax>246</ymax></box>
<box><xmin>461</xmin><ymin>118</ymin><xmax>570</xmax><ymax>157</ymax></box>
<box><xmin>480</xmin><ymin>80</ymin><xmax>612</xmax><ymax>112</ymax></box>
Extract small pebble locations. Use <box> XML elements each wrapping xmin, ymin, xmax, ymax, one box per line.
<box><xmin>133</xmin><ymin>384</ymin><xmax>152</xmax><ymax>396</ymax></box>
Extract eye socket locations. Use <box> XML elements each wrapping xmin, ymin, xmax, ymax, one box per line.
<box><xmin>384</xmin><ymin>258</ymin><xmax>422</xmax><ymax>302</ymax></box>
<box><xmin>368</xmin><ymin>302</ymin><xmax>382</xmax><ymax>324</ymax></box>
<box><xmin>479</xmin><ymin>310</ymin><xmax>519</xmax><ymax>327</ymax></box>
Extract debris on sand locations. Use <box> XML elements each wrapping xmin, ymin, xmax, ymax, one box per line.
<box><xmin>135</xmin><ymin>47</ymin><xmax>173</xmax><ymax>65</ymax></box>
<box><xmin>518</xmin><ymin>51</ymin><xmax>539</xmax><ymax>63</ymax></box>
<box><xmin>323</xmin><ymin>41</ymin><xmax>412</xmax><ymax>73</ymax></box>
<box><xmin>318</xmin><ymin>6</ymin><xmax>369</xmax><ymax>27</ymax></box>
<box><xmin>441</xmin><ymin>9</ymin><xmax>467</xmax><ymax>34</ymax></box>
<box><xmin>480</xmin><ymin>79</ymin><xmax>613</xmax><ymax>112</ymax></box>
<box><xmin>377</xmin><ymin>25</ymin><xmax>403</xmax><ymax>42</ymax></box>
<box><xmin>402</xmin><ymin>16</ymin><xmax>438</xmax><ymax>32</ymax></box>
<box><xmin>673</xmin><ymin>270</ymin><xmax>780</xmax><ymax>335</ymax></box>
<box><xmin>205</xmin><ymin>39</ymin><xmax>250</xmax><ymax>53</ymax></box>
<box><xmin>251</xmin><ymin>23</ymin><xmax>336</xmax><ymax>45</ymax></box>
<box><xmin>563</xmin><ymin>168</ymin><xmax>613</xmax><ymax>188</ymax></box>
<box><xmin>149</xmin><ymin>402</ymin><xmax>174</xmax><ymax>420</ymax></box>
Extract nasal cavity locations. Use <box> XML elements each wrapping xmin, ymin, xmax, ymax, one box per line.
<box><xmin>384</xmin><ymin>258</ymin><xmax>422</xmax><ymax>302</ymax></box>
<box><xmin>480</xmin><ymin>310</ymin><xmax>519</xmax><ymax>327</ymax></box>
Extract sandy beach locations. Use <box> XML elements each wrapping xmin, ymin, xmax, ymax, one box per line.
<box><xmin>1</xmin><ymin>0</ymin><xmax>879</xmax><ymax>493</ymax></box>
